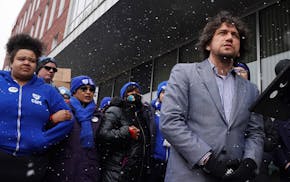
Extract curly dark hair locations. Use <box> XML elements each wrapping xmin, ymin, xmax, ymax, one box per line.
<box><xmin>196</xmin><ymin>11</ymin><xmax>249</xmax><ymax>60</ymax></box>
<box><xmin>6</xmin><ymin>33</ymin><xmax>43</xmax><ymax>63</ymax></box>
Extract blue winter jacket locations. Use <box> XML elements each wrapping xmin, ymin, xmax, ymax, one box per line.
<box><xmin>0</xmin><ymin>71</ymin><xmax>73</xmax><ymax>156</ymax></box>
<box><xmin>151</xmin><ymin>99</ymin><xmax>169</xmax><ymax>161</ymax></box>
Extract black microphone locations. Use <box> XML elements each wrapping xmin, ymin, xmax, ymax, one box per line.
<box><xmin>275</xmin><ymin>59</ymin><xmax>290</xmax><ymax>76</ymax></box>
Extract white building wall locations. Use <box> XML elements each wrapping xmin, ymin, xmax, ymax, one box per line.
<box><xmin>261</xmin><ymin>51</ymin><xmax>290</xmax><ymax>90</ymax></box>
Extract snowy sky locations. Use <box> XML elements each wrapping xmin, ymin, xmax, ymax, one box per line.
<box><xmin>0</xmin><ymin>1</ymin><xmax>25</xmax><ymax>69</ymax></box>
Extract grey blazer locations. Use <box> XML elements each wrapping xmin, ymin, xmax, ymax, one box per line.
<box><xmin>160</xmin><ymin>60</ymin><xmax>264</xmax><ymax>182</ymax></box>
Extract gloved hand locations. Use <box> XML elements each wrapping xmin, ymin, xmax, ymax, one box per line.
<box><xmin>222</xmin><ymin>158</ymin><xmax>257</xmax><ymax>181</ymax></box>
<box><xmin>128</xmin><ymin>125</ymin><xmax>140</xmax><ymax>140</ymax></box>
<box><xmin>225</xmin><ymin>158</ymin><xmax>241</xmax><ymax>171</ymax></box>
<box><xmin>70</xmin><ymin>97</ymin><xmax>96</xmax><ymax>122</ymax></box>
<box><xmin>202</xmin><ymin>154</ymin><xmax>228</xmax><ymax>178</ymax></box>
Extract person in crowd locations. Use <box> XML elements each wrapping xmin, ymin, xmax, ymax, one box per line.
<box><xmin>0</xmin><ymin>33</ymin><xmax>73</xmax><ymax>181</ymax></box>
<box><xmin>99</xmin><ymin>96</ymin><xmax>112</xmax><ymax>112</ymax></box>
<box><xmin>45</xmin><ymin>75</ymin><xmax>102</xmax><ymax>182</ymax></box>
<box><xmin>274</xmin><ymin>120</ymin><xmax>290</xmax><ymax>182</ymax></box>
<box><xmin>98</xmin><ymin>82</ymin><xmax>155</xmax><ymax>182</ymax></box>
<box><xmin>233</xmin><ymin>61</ymin><xmax>251</xmax><ymax>80</ymax></box>
<box><xmin>58</xmin><ymin>86</ymin><xmax>71</xmax><ymax>103</ymax></box>
<box><xmin>234</xmin><ymin>62</ymin><xmax>280</xmax><ymax>181</ymax></box>
<box><xmin>148</xmin><ymin>81</ymin><xmax>170</xmax><ymax>182</ymax></box>
<box><xmin>253</xmin><ymin>116</ymin><xmax>280</xmax><ymax>182</ymax></box>
<box><xmin>272</xmin><ymin>59</ymin><xmax>290</xmax><ymax>182</ymax></box>
<box><xmin>159</xmin><ymin>11</ymin><xmax>264</xmax><ymax>182</ymax></box>
<box><xmin>36</xmin><ymin>56</ymin><xmax>58</xmax><ymax>85</ymax></box>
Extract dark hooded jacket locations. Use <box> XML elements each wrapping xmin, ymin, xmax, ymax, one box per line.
<box><xmin>98</xmin><ymin>97</ymin><xmax>155</xmax><ymax>182</ymax></box>
<box><xmin>44</xmin><ymin>105</ymin><xmax>102</xmax><ymax>182</ymax></box>
<box><xmin>273</xmin><ymin>119</ymin><xmax>290</xmax><ymax>179</ymax></box>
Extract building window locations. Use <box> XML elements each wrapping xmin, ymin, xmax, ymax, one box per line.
<box><xmin>242</xmin><ymin>13</ymin><xmax>257</xmax><ymax>63</ymax></box>
<box><xmin>113</xmin><ymin>71</ymin><xmax>130</xmax><ymax>97</ymax></box>
<box><xmin>48</xmin><ymin>0</ymin><xmax>57</xmax><ymax>29</ymax></box>
<box><xmin>130</xmin><ymin>61</ymin><xmax>152</xmax><ymax>94</ymax></box>
<box><xmin>30</xmin><ymin>24</ymin><xmax>35</xmax><ymax>37</ymax></box>
<box><xmin>28</xmin><ymin>2</ymin><xmax>33</xmax><ymax>20</ymax></box>
<box><xmin>58</xmin><ymin>0</ymin><xmax>65</xmax><ymax>17</ymax></box>
<box><xmin>71</xmin><ymin>0</ymin><xmax>86</xmax><ymax>28</ymax></box>
<box><xmin>39</xmin><ymin>4</ymin><xmax>49</xmax><ymax>38</ymax></box>
<box><xmin>179</xmin><ymin>41</ymin><xmax>202</xmax><ymax>63</ymax></box>
<box><xmin>31</xmin><ymin>0</ymin><xmax>37</xmax><ymax>16</ymax></box>
<box><xmin>68</xmin><ymin>0</ymin><xmax>103</xmax><ymax>33</ymax></box>
<box><xmin>152</xmin><ymin>50</ymin><xmax>177</xmax><ymax>91</ymax></box>
<box><xmin>51</xmin><ymin>34</ymin><xmax>59</xmax><ymax>50</ymax></box>
<box><xmin>36</xmin><ymin>0</ymin><xmax>40</xmax><ymax>10</ymax></box>
<box><xmin>16</xmin><ymin>24</ymin><xmax>20</xmax><ymax>34</ymax></box>
<box><xmin>23</xmin><ymin>10</ymin><xmax>28</xmax><ymax>29</ymax></box>
<box><xmin>260</xmin><ymin>0</ymin><xmax>290</xmax><ymax>58</ymax></box>
<box><xmin>97</xmin><ymin>79</ymin><xmax>114</xmax><ymax>105</ymax></box>
<box><xmin>34</xmin><ymin>14</ymin><xmax>41</xmax><ymax>38</ymax></box>
<box><xmin>19</xmin><ymin>18</ymin><xmax>24</xmax><ymax>32</ymax></box>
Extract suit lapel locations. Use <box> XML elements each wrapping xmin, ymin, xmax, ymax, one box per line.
<box><xmin>196</xmin><ymin>60</ymin><xmax>227</xmax><ymax>123</ymax></box>
<box><xmin>229</xmin><ymin>76</ymin><xmax>247</xmax><ymax>125</ymax></box>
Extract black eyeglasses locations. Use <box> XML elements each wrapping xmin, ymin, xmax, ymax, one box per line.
<box><xmin>234</xmin><ymin>68</ymin><xmax>248</xmax><ymax>74</ymax></box>
<box><xmin>79</xmin><ymin>86</ymin><xmax>95</xmax><ymax>93</ymax></box>
<box><xmin>43</xmin><ymin>66</ymin><xmax>58</xmax><ymax>73</ymax></box>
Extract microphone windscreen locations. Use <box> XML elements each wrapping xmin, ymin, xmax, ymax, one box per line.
<box><xmin>275</xmin><ymin>59</ymin><xmax>290</xmax><ymax>76</ymax></box>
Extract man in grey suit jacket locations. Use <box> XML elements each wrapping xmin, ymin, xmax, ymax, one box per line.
<box><xmin>160</xmin><ymin>11</ymin><xmax>264</xmax><ymax>182</ymax></box>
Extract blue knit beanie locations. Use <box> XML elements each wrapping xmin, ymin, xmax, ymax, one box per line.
<box><xmin>99</xmin><ymin>97</ymin><xmax>111</xmax><ymax>109</ymax></box>
<box><xmin>234</xmin><ymin>62</ymin><xmax>251</xmax><ymax>80</ymax></box>
<box><xmin>70</xmin><ymin>75</ymin><xmax>95</xmax><ymax>94</ymax></box>
<box><xmin>156</xmin><ymin>81</ymin><xmax>167</xmax><ymax>99</ymax></box>
<box><xmin>120</xmin><ymin>82</ymin><xmax>141</xmax><ymax>98</ymax></box>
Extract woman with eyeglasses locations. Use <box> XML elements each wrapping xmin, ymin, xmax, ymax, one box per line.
<box><xmin>233</xmin><ymin>61</ymin><xmax>250</xmax><ymax>80</ymax></box>
<box><xmin>45</xmin><ymin>75</ymin><xmax>102</xmax><ymax>182</ymax></box>
<box><xmin>36</xmin><ymin>56</ymin><xmax>58</xmax><ymax>84</ymax></box>
<box><xmin>0</xmin><ymin>34</ymin><xmax>74</xmax><ymax>181</ymax></box>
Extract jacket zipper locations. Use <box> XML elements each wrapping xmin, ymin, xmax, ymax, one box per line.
<box><xmin>135</xmin><ymin>111</ymin><xmax>146</xmax><ymax>180</ymax></box>
<box><xmin>13</xmin><ymin>86</ymin><xmax>22</xmax><ymax>156</ymax></box>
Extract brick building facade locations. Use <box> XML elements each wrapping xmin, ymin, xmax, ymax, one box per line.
<box><xmin>3</xmin><ymin>0</ymin><xmax>70</xmax><ymax>69</ymax></box>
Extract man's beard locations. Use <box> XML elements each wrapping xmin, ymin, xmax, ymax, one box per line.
<box><xmin>218</xmin><ymin>54</ymin><xmax>235</xmax><ymax>64</ymax></box>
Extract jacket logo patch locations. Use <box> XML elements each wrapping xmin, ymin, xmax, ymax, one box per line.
<box><xmin>8</xmin><ymin>87</ymin><xmax>18</xmax><ymax>93</ymax></box>
<box><xmin>31</xmin><ymin>93</ymin><xmax>42</xmax><ymax>105</ymax></box>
